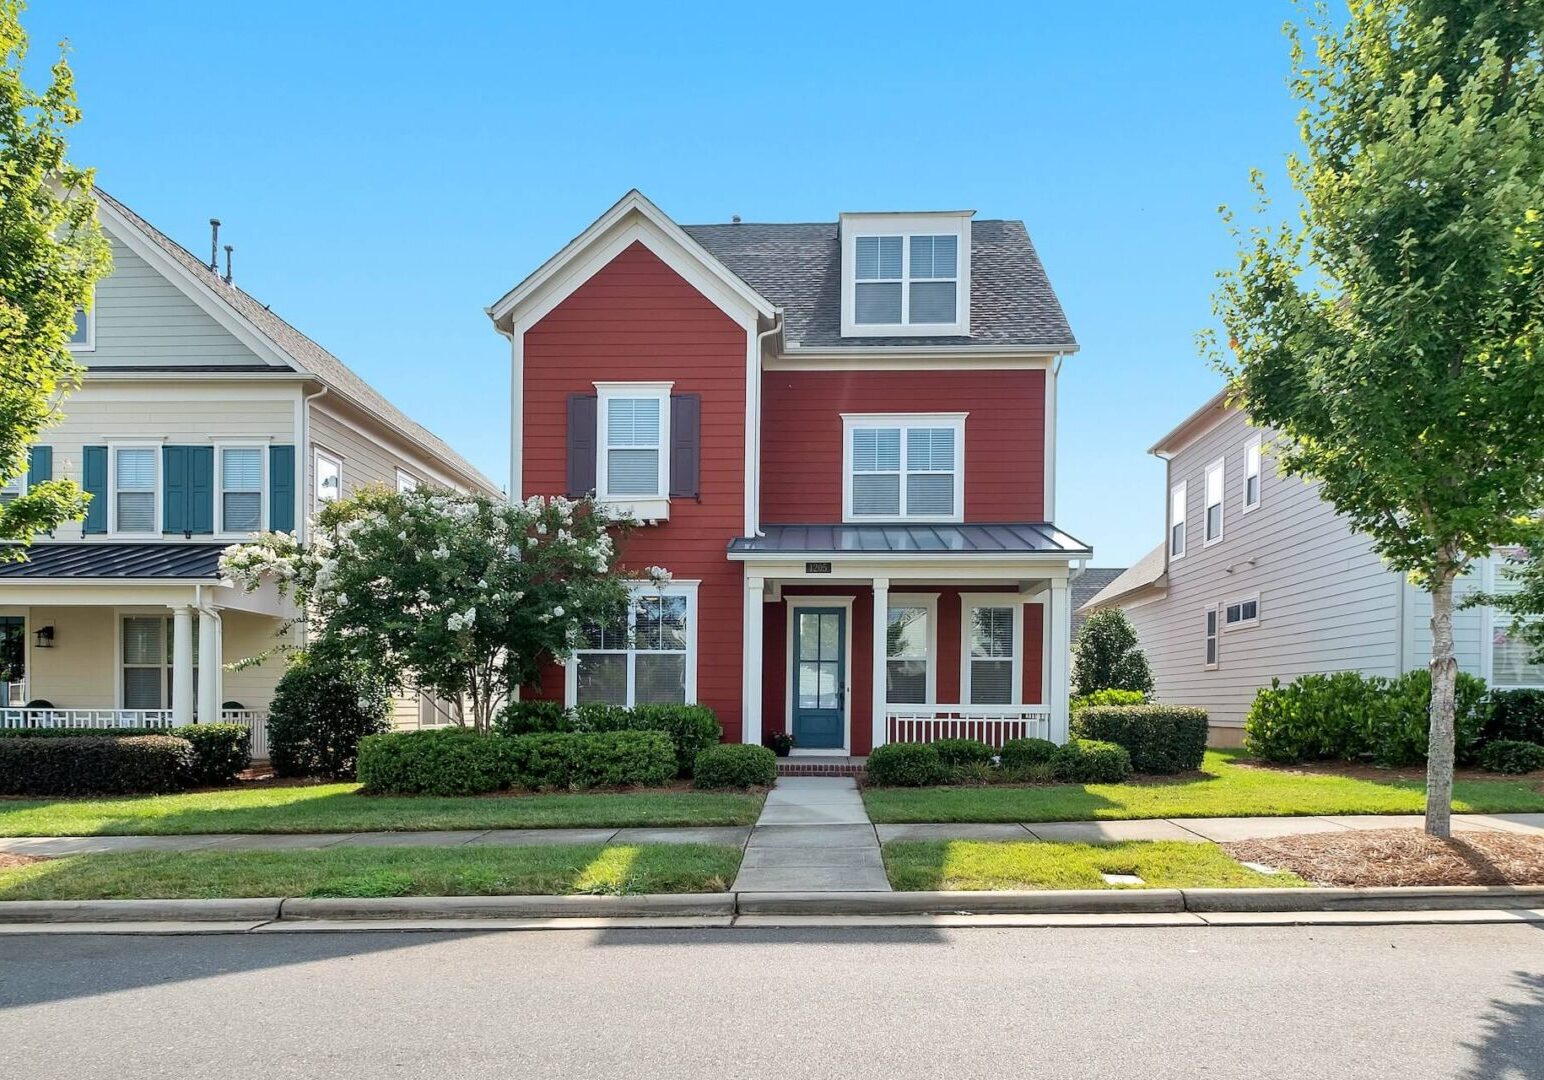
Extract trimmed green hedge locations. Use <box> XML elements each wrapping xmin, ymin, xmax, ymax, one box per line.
<box><xmin>356</xmin><ymin>729</ymin><xmax>678</xmax><ymax>795</ymax></box>
<box><xmin>1070</xmin><ymin>688</ymin><xmax>1147</xmax><ymax>714</ymax></box>
<box><xmin>931</xmin><ymin>738</ymin><xmax>995</xmax><ymax>768</ymax></box>
<box><xmin>1052</xmin><ymin>738</ymin><xmax>1132</xmax><ymax>783</ymax></box>
<box><xmin>1480</xmin><ymin>739</ymin><xmax>1544</xmax><ymax>775</ymax></box>
<box><xmin>1244</xmin><ymin>669</ymin><xmax>1488</xmax><ymax>766</ymax></box>
<box><xmin>1072</xmin><ymin>705</ymin><xmax>1208</xmax><ymax>774</ymax></box>
<box><xmin>357</xmin><ymin>730</ymin><xmax>511</xmax><ymax>796</ymax></box>
<box><xmin>0</xmin><ymin>735</ymin><xmax>195</xmax><ymax>796</ymax></box>
<box><xmin>506</xmin><ymin>730</ymin><xmax>676</xmax><ymax>790</ymax></box>
<box><xmin>693</xmin><ymin>744</ymin><xmax>777</xmax><ymax>789</ymax></box>
<box><xmin>999</xmin><ymin>737</ymin><xmax>1059</xmax><ymax>771</ymax></box>
<box><xmin>493</xmin><ymin>699</ymin><xmax>570</xmax><ymax>736</ymax></box>
<box><xmin>491</xmin><ymin>701</ymin><xmax>722</xmax><ymax>777</ymax></box>
<box><xmin>1486</xmin><ymin>690</ymin><xmax>1544</xmax><ymax>746</ymax></box>
<box><xmin>0</xmin><ymin>723</ymin><xmax>249</xmax><ymax>786</ymax></box>
<box><xmin>866</xmin><ymin>743</ymin><xmax>947</xmax><ymax>787</ymax></box>
<box><xmin>266</xmin><ymin>652</ymin><xmax>392</xmax><ymax>779</ymax></box>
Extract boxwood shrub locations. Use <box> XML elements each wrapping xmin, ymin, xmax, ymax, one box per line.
<box><xmin>628</xmin><ymin>705</ymin><xmax>723</xmax><ymax>776</ymax></box>
<box><xmin>0</xmin><ymin>735</ymin><xmax>195</xmax><ymax>796</ymax></box>
<box><xmin>492</xmin><ymin>699</ymin><xmax>571</xmax><ymax>736</ymax></box>
<box><xmin>356</xmin><ymin>730</ymin><xmax>512</xmax><ymax>796</ymax></box>
<box><xmin>1072</xmin><ymin>705</ymin><xmax>1208</xmax><ymax>774</ymax></box>
<box><xmin>1070</xmin><ymin>688</ymin><xmax>1147</xmax><ymax>715</ymax></box>
<box><xmin>865</xmin><ymin>742</ymin><xmax>947</xmax><ymax>787</ymax></box>
<box><xmin>1480</xmin><ymin>739</ymin><xmax>1544</xmax><ymax>775</ymax></box>
<box><xmin>693</xmin><ymin>744</ymin><xmax>777</xmax><ymax>789</ymax></box>
<box><xmin>1052</xmin><ymin>738</ymin><xmax>1132</xmax><ymax>783</ymax></box>
<box><xmin>0</xmin><ymin>723</ymin><xmax>249</xmax><ymax>786</ymax></box>
<box><xmin>999</xmin><ymin>736</ymin><xmax>1059</xmax><ymax>771</ymax></box>
<box><xmin>506</xmin><ymin>730</ymin><xmax>676</xmax><ymax>790</ymax></box>
<box><xmin>1486</xmin><ymin>689</ymin><xmax>1544</xmax><ymax>746</ymax></box>
<box><xmin>930</xmin><ymin>737</ymin><xmax>995</xmax><ymax>768</ymax></box>
<box><xmin>266</xmin><ymin>652</ymin><xmax>393</xmax><ymax>779</ymax></box>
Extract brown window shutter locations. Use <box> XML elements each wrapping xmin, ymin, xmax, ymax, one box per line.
<box><xmin>670</xmin><ymin>393</ymin><xmax>700</xmax><ymax>499</ymax></box>
<box><xmin>566</xmin><ymin>394</ymin><xmax>598</xmax><ymax>497</ymax></box>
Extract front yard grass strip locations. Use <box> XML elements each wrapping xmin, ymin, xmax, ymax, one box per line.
<box><xmin>862</xmin><ymin>749</ymin><xmax>1544</xmax><ymax>823</ymax></box>
<box><xmin>0</xmin><ymin>843</ymin><xmax>744</xmax><ymax>900</ymax></box>
<box><xmin>882</xmin><ymin>839</ymin><xmax>1309</xmax><ymax>892</ymax></box>
<box><xmin>0</xmin><ymin>787</ymin><xmax>765</xmax><ymax>837</ymax></box>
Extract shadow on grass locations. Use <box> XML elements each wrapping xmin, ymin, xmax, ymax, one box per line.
<box><xmin>1459</xmin><ymin>970</ymin><xmax>1544</xmax><ymax>1080</ymax></box>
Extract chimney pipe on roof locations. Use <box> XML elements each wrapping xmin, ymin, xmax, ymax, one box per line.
<box><xmin>731</xmin><ymin>215</ymin><xmax>741</xmax><ymax>224</ymax></box>
<box><xmin>223</xmin><ymin>244</ymin><xmax>233</xmax><ymax>285</ymax></box>
<box><xmin>208</xmin><ymin>219</ymin><xmax>221</xmax><ymax>271</ymax></box>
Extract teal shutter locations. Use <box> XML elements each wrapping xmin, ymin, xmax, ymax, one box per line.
<box><xmin>27</xmin><ymin>445</ymin><xmax>51</xmax><ymax>487</ymax></box>
<box><xmin>82</xmin><ymin>446</ymin><xmax>107</xmax><ymax>534</ymax></box>
<box><xmin>163</xmin><ymin>446</ymin><xmax>188</xmax><ymax>535</ymax></box>
<box><xmin>188</xmin><ymin>446</ymin><xmax>214</xmax><ymax>535</ymax></box>
<box><xmin>269</xmin><ymin>445</ymin><xmax>295</xmax><ymax>533</ymax></box>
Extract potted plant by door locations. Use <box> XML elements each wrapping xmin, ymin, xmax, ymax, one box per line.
<box><xmin>765</xmin><ymin>730</ymin><xmax>795</xmax><ymax>757</ymax></box>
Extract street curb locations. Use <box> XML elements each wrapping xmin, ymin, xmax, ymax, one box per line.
<box><xmin>278</xmin><ymin>893</ymin><xmax>736</xmax><ymax>920</ymax></box>
<box><xmin>734</xmin><ymin>889</ymin><xmax>1186</xmax><ymax>915</ymax></box>
<box><xmin>1182</xmin><ymin>885</ymin><xmax>1544</xmax><ymax>912</ymax></box>
<box><xmin>0</xmin><ymin>898</ymin><xmax>284</xmax><ymax>923</ymax></box>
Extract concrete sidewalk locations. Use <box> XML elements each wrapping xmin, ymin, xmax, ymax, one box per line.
<box><xmin>731</xmin><ymin>777</ymin><xmax>890</xmax><ymax>893</ymax></box>
<box><xmin>877</xmin><ymin>812</ymin><xmax>1544</xmax><ymax>844</ymax></box>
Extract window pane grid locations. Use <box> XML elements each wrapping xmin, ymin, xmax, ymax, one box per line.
<box><xmin>850</xmin><ymin>423</ymin><xmax>957</xmax><ymax>519</ymax></box>
<box><xmin>576</xmin><ymin>590</ymin><xmax>689</xmax><ymax>707</ymax></box>
<box><xmin>853</xmin><ymin>234</ymin><xmax>958</xmax><ymax>326</ymax></box>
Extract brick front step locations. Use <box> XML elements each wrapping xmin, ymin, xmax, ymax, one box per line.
<box><xmin>776</xmin><ymin>757</ymin><xmax>867</xmax><ymax>777</ymax></box>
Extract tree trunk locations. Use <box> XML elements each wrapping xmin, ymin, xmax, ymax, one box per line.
<box><xmin>1425</xmin><ymin>566</ymin><xmax>1459</xmax><ymax>839</ymax></box>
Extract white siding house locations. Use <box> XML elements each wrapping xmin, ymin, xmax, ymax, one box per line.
<box><xmin>1082</xmin><ymin>391</ymin><xmax>1537</xmax><ymax>742</ymax></box>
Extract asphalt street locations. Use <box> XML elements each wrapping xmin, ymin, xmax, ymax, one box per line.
<box><xmin>1</xmin><ymin>923</ymin><xmax>1541</xmax><ymax>1079</ymax></box>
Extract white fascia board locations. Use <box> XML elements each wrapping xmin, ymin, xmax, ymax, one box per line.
<box><xmin>487</xmin><ymin>189</ymin><xmax>775</xmax><ymax>328</ymax></box>
<box><xmin>778</xmin><ymin>343</ymin><xmax>1078</xmax><ymax>359</ymax></box>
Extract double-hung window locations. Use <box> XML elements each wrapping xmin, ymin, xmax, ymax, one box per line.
<box><xmin>66</xmin><ymin>295</ymin><xmax>94</xmax><ymax>351</ymax></box>
<box><xmin>1204</xmin><ymin>459</ymin><xmax>1224</xmax><ymax>544</ymax></box>
<box><xmin>1488</xmin><ymin>554</ymin><xmax>1544</xmax><ymax>687</ymax></box>
<box><xmin>121</xmin><ymin>615</ymin><xmax>196</xmax><ymax>711</ymax></box>
<box><xmin>571</xmin><ymin>582</ymin><xmax>698</xmax><ymax>708</ymax></box>
<box><xmin>1243</xmin><ymin>435</ymin><xmax>1262</xmax><ymax>511</ymax></box>
<box><xmin>1204</xmin><ymin>607</ymin><xmax>1219</xmax><ymax>668</ymax></box>
<box><xmin>844</xmin><ymin>414</ymin><xmax>965</xmax><ymax>521</ymax></box>
<box><xmin>1169</xmin><ymin>481</ymin><xmax>1187</xmax><ymax>558</ymax></box>
<box><xmin>314</xmin><ymin>449</ymin><xmax>342</xmax><ymax>510</ymax></box>
<box><xmin>963</xmin><ymin>599</ymin><xmax>1020</xmax><ymax>705</ymax></box>
<box><xmin>595</xmin><ymin>382</ymin><xmax>671</xmax><ymax>515</ymax></box>
<box><xmin>852</xmin><ymin>234</ymin><xmax>961</xmax><ymax>326</ymax></box>
<box><xmin>112</xmin><ymin>447</ymin><xmax>158</xmax><ymax>534</ymax></box>
<box><xmin>219</xmin><ymin>447</ymin><xmax>263</xmax><ymax>533</ymax></box>
<box><xmin>885</xmin><ymin>598</ymin><xmax>936</xmax><ymax>704</ymax></box>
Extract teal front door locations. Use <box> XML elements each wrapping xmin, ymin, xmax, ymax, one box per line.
<box><xmin>793</xmin><ymin>607</ymin><xmax>846</xmax><ymax>750</ymax></box>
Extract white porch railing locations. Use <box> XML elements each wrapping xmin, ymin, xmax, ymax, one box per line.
<box><xmin>0</xmin><ymin>708</ymin><xmax>270</xmax><ymax>761</ymax></box>
<box><xmin>885</xmin><ymin>705</ymin><xmax>1053</xmax><ymax>749</ymax></box>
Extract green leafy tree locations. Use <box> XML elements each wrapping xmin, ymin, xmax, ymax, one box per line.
<box><xmin>0</xmin><ymin>2</ymin><xmax>110</xmax><ymax>555</ymax></box>
<box><xmin>222</xmin><ymin>489</ymin><xmax>638</xmax><ymax>734</ymax></box>
<box><xmin>1072</xmin><ymin>609</ymin><xmax>1154</xmax><ymax>698</ymax></box>
<box><xmin>1207</xmin><ymin>1</ymin><xmax>1544</xmax><ymax>835</ymax></box>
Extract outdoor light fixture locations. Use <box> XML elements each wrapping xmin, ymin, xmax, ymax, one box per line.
<box><xmin>33</xmin><ymin>625</ymin><xmax>54</xmax><ymax>649</ymax></box>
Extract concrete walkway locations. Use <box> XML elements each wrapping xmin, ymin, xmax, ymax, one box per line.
<box><xmin>877</xmin><ymin>812</ymin><xmax>1544</xmax><ymax>844</ymax></box>
<box><xmin>730</xmin><ymin>777</ymin><xmax>890</xmax><ymax>893</ymax></box>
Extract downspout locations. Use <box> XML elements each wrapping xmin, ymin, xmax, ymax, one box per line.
<box><xmin>751</xmin><ymin>313</ymin><xmax>783</xmax><ymax>537</ymax></box>
<box><xmin>193</xmin><ymin>584</ymin><xmax>224</xmax><ymax>719</ymax></box>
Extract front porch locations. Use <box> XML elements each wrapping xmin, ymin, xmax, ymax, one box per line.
<box><xmin>731</xmin><ymin>523</ymin><xmax>1091</xmax><ymax>757</ymax></box>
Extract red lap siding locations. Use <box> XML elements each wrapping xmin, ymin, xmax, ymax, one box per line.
<box><xmin>522</xmin><ymin>241</ymin><xmax>748</xmax><ymax>741</ymax></box>
<box><xmin>761</xmin><ymin>369</ymin><xmax>1046</xmax><ymax>523</ymax></box>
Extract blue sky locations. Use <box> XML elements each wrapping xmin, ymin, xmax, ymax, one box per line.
<box><xmin>27</xmin><ymin>1</ymin><xmax>1306</xmax><ymax>567</ymax></box>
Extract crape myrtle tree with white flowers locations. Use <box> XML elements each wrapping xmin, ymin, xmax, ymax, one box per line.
<box><xmin>222</xmin><ymin>488</ymin><xmax>648</xmax><ymax>735</ymax></box>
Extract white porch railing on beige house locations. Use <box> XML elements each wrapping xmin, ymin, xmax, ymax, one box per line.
<box><xmin>0</xmin><ymin>708</ymin><xmax>270</xmax><ymax>760</ymax></box>
<box><xmin>885</xmin><ymin>705</ymin><xmax>1053</xmax><ymax>749</ymax></box>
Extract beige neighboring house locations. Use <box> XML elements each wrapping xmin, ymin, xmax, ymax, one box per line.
<box><xmin>0</xmin><ymin>190</ymin><xmax>498</xmax><ymax>752</ymax></box>
<box><xmin>1080</xmin><ymin>389</ymin><xmax>1540</xmax><ymax>745</ymax></box>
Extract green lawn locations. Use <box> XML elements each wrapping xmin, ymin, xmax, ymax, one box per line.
<box><xmin>0</xmin><ymin>785</ymin><xmax>765</xmax><ymax>837</ymax></box>
<box><xmin>863</xmin><ymin>750</ymin><xmax>1544</xmax><ymax>823</ymax></box>
<box><xmin>882</xmin><ymin>839</ymin><xmax>1309</xmax><ymax>891</ymax></box>
<box><xmin>0</xmin><ymin>843</ymin><xmax>743</xmax><ymax>900</ymax></box>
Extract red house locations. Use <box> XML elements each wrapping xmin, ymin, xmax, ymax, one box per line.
<box><xmin>487</xmin><ymin>192</ymin><xmax>1088</xmax><ymax>759</ymax></box>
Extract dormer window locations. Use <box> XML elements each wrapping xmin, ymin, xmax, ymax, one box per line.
<box><xmin>841</xmin><ymin>212</ymin><xmax>972</xmax><ymax>338</ymax></box>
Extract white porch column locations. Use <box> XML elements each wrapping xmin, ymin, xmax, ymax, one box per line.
<box><xmin>871</xmin><ymin>577</ymin><xmax>889</xmax><ymax>752</ymax></box>
<box><xmin>171</xmin><ymin>605</ymin><xmax>195</xmax><ymax>724</ymax></box>
<box><xmin>741</xmin><ymin>575</ymin><xmax>764</xmax><ymax>747</ymax></box>
<box><xmin>197</xmin><ymin>608</ymin><xmax>221</xmax><ymax>722</ymax></box>
<box><xmin>1047</xmin><ymin>577</ymin><xmax>1070</xmax><ymax>743</ymax></box>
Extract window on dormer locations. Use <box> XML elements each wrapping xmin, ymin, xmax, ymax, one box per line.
<box><xmin>854</xmin><ymin>234</ymin><xmax>959</xmax><ymax>326</ymax></box>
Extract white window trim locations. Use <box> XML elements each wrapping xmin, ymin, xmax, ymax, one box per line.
<box><xmin>1242</xmin><ymin>434</ymin><xmax>1262</xmax><ymax>513</ymax></box>
<box><xmin>0</xmin><ymin>464</ymin><xmax>27</xmax><ymax>500</ymax></box>
<box><xmin>595</xmin><ymin>380</ymin><xmax>673</xmax><ymax>522</ymax></box>
<box><xmin>885</xmin><ymin>592</ymin><xmax>939</xmax><ymax>706</ymax></box>
<box><xmin>1481</xmin><ymin>555</ymin><xmax>1544</xmax><ymax>690</ymax></box>
<box><xmin>65</xmin><ymin>293</ymin><xmax>95</xmax><ymax>352</ymax></box>
<box><xmin>114</xmin><ymin>609</ymin><xmax>195</xmax><ymax>711</ymax></box>
<box><xmin>959</xmin><ymin>594</ymin><xmax>1024</xmax><ymax>706</ymax></box>
<box><xmin>216</xmin><ymin>442</ymin><xmax>268</xmax><ymax>537</ymax></box>
<box><xmin>564</xmin><ymin>579</ymin><xmax>699</xmax><ymax>709</ymax></box>
<box><xmin>1204</xmin><ymin>605</ymin><xmax>1220</xmax><ymax>670</ymax></box>
<box><xmin>108</xmin><ymin>442</ymin><xmax>162</xmax><ymax>537</ymax></box>
<box><xmin>841</xmin><ymin>411</ymin><xmax>967</xmax><ymax>523</ymax></box>
<box><xmin>784</xmin><ymin>594</ymin><xmax>856</xmax><ymax>756</ymax></box>
<box><xmin>395</xmin><ymin>468</ymin><xmax>420</xmax><ymax>494</ymax></box>
<box><xmin>839</xmin><ymin>212</ymin><xmax>972</xmax><ymax>338</ymax></box>
<box><xmin>313</xmin><ymin>447</ymin><xmax>343</xmax><ymax>512</ymax></box>
<box><xmin>1203</xmin><ymin>457</ymin><xmax>1225</xmax><ymax>546</ymax></box>
<box><xmin>1222</xmin><ymin>592</ymin><xmax>1260</xmax><ymax>632</ymax></box>
<box><xmin>1169</xmin><ymin>480</ymin><xmax>1187</xmax><ymax>560</ymax></box>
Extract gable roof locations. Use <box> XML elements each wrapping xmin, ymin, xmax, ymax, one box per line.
<box><xmin>682</xmin><ymin>219</ymin><xmax>1076</xmax><ymax>350</ymax></box>
<box><xmin>1078</xmin><ymin>543</ymin><xmax>1169</xmax><ymax>612</ymax></box>
<box><xmin>1071</xmin><ymin>567</ymin><xmax>1128</xmax><ymax>613</ymax></box>
<box><xmin>94</xmin><ymin>190</ymin><xmax>498</xmax><ymax>494</ymax></box>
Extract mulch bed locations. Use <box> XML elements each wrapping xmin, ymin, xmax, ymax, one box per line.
<box><xmin>1225</xmin><ymin>828</ymin><xmax>1544</xmax><ymax>887</ymax></box>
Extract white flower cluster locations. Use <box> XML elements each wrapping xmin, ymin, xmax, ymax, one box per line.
<box><xmin>447</xmin><ymin>607</ymin><xmax>477</xmax><ymax>632</ymax></box>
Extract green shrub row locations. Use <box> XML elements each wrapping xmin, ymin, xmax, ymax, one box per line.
<box><xmin>693</xmin><ymin>744</ymin><xmax>777</xmax><ymax>789</ymax></box>
<box><xmin>1244</xmin><ymin>670</ymin><xmax>1489</xmax><ymax>767</ymax></box>
<box><xmin>864</xmin><ymin>735</ymin><xmax>1133</xmax><ymax>787</ymax></box>
<box><xmin>1072</xmin><ymin>705</ymin><xmax>1208</xmax><ymax>774</ymax></box>
<box><xmin>0</xmin><ymin>723</ymin><xmax>250</xmax><ymax>786</ymax></box>
<box><xmin>495</xmin><ymin>701</ymin><xmax>721</xmax><ymax>777</ymax></box>
<box><xmin>1479</xmin><ymin>739</ymin><xmax>1544</xmax><ymax>775</ymax></box>
<box><xmin>1486</xmin><ymin>689</ymin><xmax>1544</xmax><ymax>746</ymax></box>
<box><xmin>0</xmin><ymin>735</ymin><xmax>196</xmax><ymax>796</ymax></box>
<box><xmin>356</xmin><ymin>728</ymin><xmax>687</xmax><ymax>796</ymax></box>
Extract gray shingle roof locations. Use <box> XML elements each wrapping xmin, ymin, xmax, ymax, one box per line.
<box><xmin>95</xmin><ymin>190</ymin><xmax>498</xmax><ymax>494</ymax></box>
<box><xmin>0</xmin><ymin>543</ymin><xmax>227</xmax><ymax>580</ymax></box>
<box><xmin>728</xmin><ymin>523</ymin><xmax>1091</xmax><ymax>557</ymax></box>
<box><xmin>1079</xmin><ymin>543</ymin><xmax>1169</xmax><ymax>612</ymax></box>
<box><xmin>681</xmin><ymin>220</ymin><xmax>1075</xmax><ymax>349</ymax></box>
